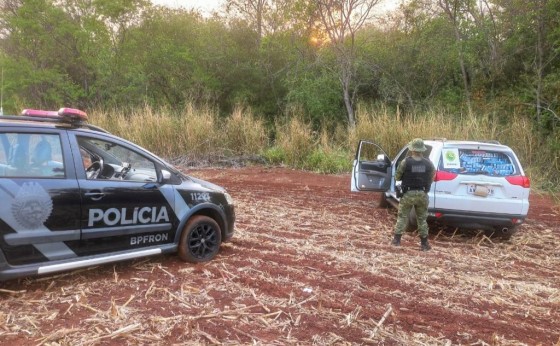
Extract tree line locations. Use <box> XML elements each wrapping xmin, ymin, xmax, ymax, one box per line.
<box><xmin>0</xmin><ymin>0</ymin><xmax>559</xmax><ymax>137</ymax></box>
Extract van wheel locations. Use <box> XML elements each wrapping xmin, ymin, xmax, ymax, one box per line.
<box><xmin>178</xmin><ymin>215</ymin><xmax>222</xmax><ymax>263</ymax></box>
<box><xmin>378</xmin><ymin>192</ymin><xmax>389</xmax><ymax>208</ymax></box>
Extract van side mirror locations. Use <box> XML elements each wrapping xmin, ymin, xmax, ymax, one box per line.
<box><xmin>376</xmin><ymin>154</ymin><xmax>391</xmax><ymax>165</ymax></box>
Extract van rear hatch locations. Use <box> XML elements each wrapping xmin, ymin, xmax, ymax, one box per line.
<box><xmin>433</xmin><ymin>143</ymin><xmax>530</xmax><ymax>217</ymax></box>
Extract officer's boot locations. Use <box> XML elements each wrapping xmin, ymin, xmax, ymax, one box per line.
<box><xmin>420</xmin><ymin>236</ymin><xmax>431</xmax><ymax>251</ymax></box>
<box><xmin>391</xmin><ymin>234</ymin><xmax>402</xmax><ymax>246</ymax></box>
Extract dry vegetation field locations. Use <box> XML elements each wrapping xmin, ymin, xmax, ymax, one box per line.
<box><xmin>0</xmin><ymin>166</ymin><xmax>559</xmax><ymax>345</ymax></box>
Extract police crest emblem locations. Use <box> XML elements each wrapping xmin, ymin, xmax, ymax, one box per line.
<box><xmin>11</xmin><ymin>182</ymin><xmax>53</xmax><ymax>229</ymax></box>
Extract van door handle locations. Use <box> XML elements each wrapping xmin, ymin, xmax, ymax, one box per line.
<box><xmin>84</xmin><ymin>191</ymin><xmax>105</xmax><ymax>201</ymax></box>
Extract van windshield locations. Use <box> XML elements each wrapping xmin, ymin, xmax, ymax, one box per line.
<box><xmin>439</xmin><ymin>148</ymin><xmax>516</xmax><ymax>176</ymax></box>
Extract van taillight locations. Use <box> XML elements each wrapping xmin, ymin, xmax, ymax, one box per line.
<box><xmin>434</xmin><ymin>171</ymin><xmax>457</xmax><ymax>182</ymax></box>
<box><xmin>506</xmin><ymin>176</ymin><xmax>530</xmax><ymax>188</ymax></box>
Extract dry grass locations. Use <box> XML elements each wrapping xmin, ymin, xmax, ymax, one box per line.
<box><xmin>223</xmin><ymin>106</ymin><xmax>268</xmax><ymax>156</ymax></box>
<box><xmin>88</xmin><ymin>104</ymin><xmax>556</xmax><ymax>188</ymax></box>
<box><xmin>92</xmin><ymin>104</ymin><xmax>268</xmax><ymax>160</ymax></box>
<box><xmin>274</xmin><ymin>116</ymin><xmax>316</xmax><ymax>168</ymax></box>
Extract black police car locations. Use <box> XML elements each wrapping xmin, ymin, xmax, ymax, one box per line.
<box><xmin>0</xmin><ymin>108</ymin><xmax>235</xmax><ymax>281</ymax></box>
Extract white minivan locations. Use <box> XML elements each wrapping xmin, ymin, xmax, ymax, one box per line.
<box><xmin>351</xmin><ymin>139</ymin><xmax>531</xmax><ymax>239</ymax></box>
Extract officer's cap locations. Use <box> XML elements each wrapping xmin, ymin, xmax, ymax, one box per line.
<box><xmin>408</xmin><ymin>138</ymin><xmax>427</xmax><ymax>152</ymax></box>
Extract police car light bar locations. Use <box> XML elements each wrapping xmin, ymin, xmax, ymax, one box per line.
<box><xmin>20</xmin><ymin>107</ymin><xmax>88</xmax><ymax>122</ymax></box>
<box><xmin>58</xmin><ymin>107</ymin><xmax>88</xmax><ymax>121</ymax></box>
<box><xmin>21</xmin><ymin>109</ymin><xmax>59</xmax><ymax>118</ymax></box>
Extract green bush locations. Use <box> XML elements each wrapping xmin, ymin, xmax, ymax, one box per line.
<box><xmin>304</xmin><ymin>149</ymin><xmax>351</xmax><ymax>174</ymax></box>
<box><xmin>262</xmin><ymin>146</ymin><xmax>286</xmax><ymax>165</ymax></box>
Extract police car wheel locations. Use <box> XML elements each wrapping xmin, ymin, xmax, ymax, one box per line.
<box><xmin>179</xmin><ymin>215</ymin><xmax>222</xmax><ymax>263</ymax></box>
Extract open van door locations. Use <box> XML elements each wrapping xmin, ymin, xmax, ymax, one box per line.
<box><xmin>351</xmin><ymin>140</ymin><xmax>392</xmax><ymax>192</ymax></box>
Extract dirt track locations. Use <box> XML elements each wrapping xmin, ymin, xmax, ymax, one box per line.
<box><xmin>1</xmin><ymin>166</ymin><xmax>559</xmax><ymax>345</ymax></box>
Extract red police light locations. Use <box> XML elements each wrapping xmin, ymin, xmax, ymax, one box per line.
<box><xmin>21</xmin><ymin>109</ymin><xmax>59</xmax><ymax>118</ymax></box>
<box><xmin>19</xmin><ymin>107</ymin><xmax>88</xmax><ymax>123</ymax></box>
<box><xmin>58</xmin><ymin>108</ymin><xmax>88</xmax><ymax>121</ymax></box>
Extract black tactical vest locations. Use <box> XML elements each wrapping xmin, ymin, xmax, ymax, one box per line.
<box><xmin>401</xmin><ymin>157</ymin><xmax>433</xmax><ymax>190</ymax></box>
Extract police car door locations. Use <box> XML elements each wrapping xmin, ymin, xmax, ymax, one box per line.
<box><xmin>71</xmin><ymin>134</ymin><xmax>176</xmax><ymax>255</ymax></box>
<box><xmin>351</xmin><ymin>140</ymin><xmax>392</xmax><ymax>192</ymax></box>
<box><xmin>0</xmin><ymin>130</ymin><xmax>82</xmax><ymax>266</ymax></box>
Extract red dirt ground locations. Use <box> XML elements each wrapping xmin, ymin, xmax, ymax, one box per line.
<box><xmin>1</xmin><ymin>166</ymin><xmax>559</xmax><ymax>345</ymax></box>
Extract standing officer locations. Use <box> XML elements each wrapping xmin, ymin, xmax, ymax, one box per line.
<box><xmin>391</xmin><ymin>138</ymin><xmax>436</xmax><ymax>251</ymax></box>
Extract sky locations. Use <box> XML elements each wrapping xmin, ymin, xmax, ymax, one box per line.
<box><xmin>150</xmin><ymin>0</ymin><xmax>402</xmax><ymax>16</ymax></box>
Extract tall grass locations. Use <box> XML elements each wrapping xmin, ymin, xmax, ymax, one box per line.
<box><xmin>223</xmin><ymin>106</ymin><xmax>268</xmax><ymax>156</ymax></box>
<box><xmin>93</xmin><ymin>105</ymin><xmax>205</xmax><ymax>158</ymax></box>
<box><xmin>93</xmin><ymin>104</ymin><xmax>267</xmax><ymax>160</ymax></box>
<box><xmin>274</xmin><ymin>116</ymin><xmax>315</xmax><ymax>168</ymax></box>
<box><xmin>89</xmin><ymin>103</ymin><xmax>557</xmax><ymax>190</ymax></box>
<box><xmin>349</xmin><ymin>104</ymin><xmax>509</xmax><ymax>157</ymax></box>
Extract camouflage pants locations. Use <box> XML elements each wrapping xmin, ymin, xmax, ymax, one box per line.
<box><xmin>394</xmin><ymin>190</ymin><xmax>429</xmax><ymax>237</ymax></box>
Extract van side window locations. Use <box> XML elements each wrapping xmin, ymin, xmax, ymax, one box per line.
<box><xmin>0</xmin><ymin>133</ymin><xmax>64</xmax><ymax>178</ymax></box>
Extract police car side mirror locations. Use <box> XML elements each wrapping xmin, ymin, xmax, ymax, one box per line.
<box><xmin>161</xmin><ymin>169</ymin><xmax>171</xmax><ymax>182</ymax></box>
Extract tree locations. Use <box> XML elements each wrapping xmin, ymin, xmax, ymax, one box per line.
<box><xmin>0</xmin><ymin>0</ymin><xmax>86</xmax><ymax>108</ymax></box>
<box><xmin>437</xmin><ymin>0</ymin><xmax>474</xmax><ymax>116</ymax></box>
<box><xmin>359</xmin><ymin>1</ymin><xmax>459</xmax><ymax>110</ymax></box>
<box><xmin>225</xmin><ymin>0</ymin><xmax>269</xmax><ymax>46</ymax></box>
<box><xmin>0</xmin><ymin>0</ymin><xmax>151</xmax><ymax>109</ymax></box>
<box><xmin>527</xmin><ymin>0</ymin><xmax>560</xmax><ymax>126</ymax></box>
<box><xmin>316</xmin><ymin>0</ymin><xmax>381</xmax><ymax>128</ymax></box>
<box><xmin>496</xmin><ymin>0</ymin><xmax>560</xmax><ymax>130</ymax></box>
<box><xmin>225</xmin><ymin>0</ymin><xmax>313</xmax><ymax>45</ymax></box>
<box><xmin>285</xmin><ymin>49</ymin><xmax>346</xmax><ymax>125</ymax></box>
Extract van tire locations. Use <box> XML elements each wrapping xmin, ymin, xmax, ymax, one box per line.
<box><xmin>178</xmin><ymin>215</ymin><xmax>222</xmax><ymax>263</ymax></box>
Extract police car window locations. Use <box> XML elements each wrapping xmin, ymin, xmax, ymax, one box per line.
<box><xmin>77</xmin><ymin>136</ymin><xmax>157</xmax><ymax>182</ymax></box>
<box><xmin>0</xmin><ymin>134</ymin><xmax>8</xmax><ymax>163</ymax></box>
<box><xmin>439</xmin><ymin>148</ymin><xmax>516</xmax><ymax>176</ymax></box>
<box><xmin>0</xmin><ymin>133</ymin><xmax>64</xmax><ymax>178</ymax></box>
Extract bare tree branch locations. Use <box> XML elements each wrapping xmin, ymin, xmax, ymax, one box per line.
<box><xmin>316</xmin><ymin>0</ymin><xmax>380</xmax><ymax>128</ymax></box>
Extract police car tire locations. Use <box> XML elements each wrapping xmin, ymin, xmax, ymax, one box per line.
<box><xmin>179</xmin><ymin>215</ymin><xmax>222</xmax><ymax>263</ymax></box>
